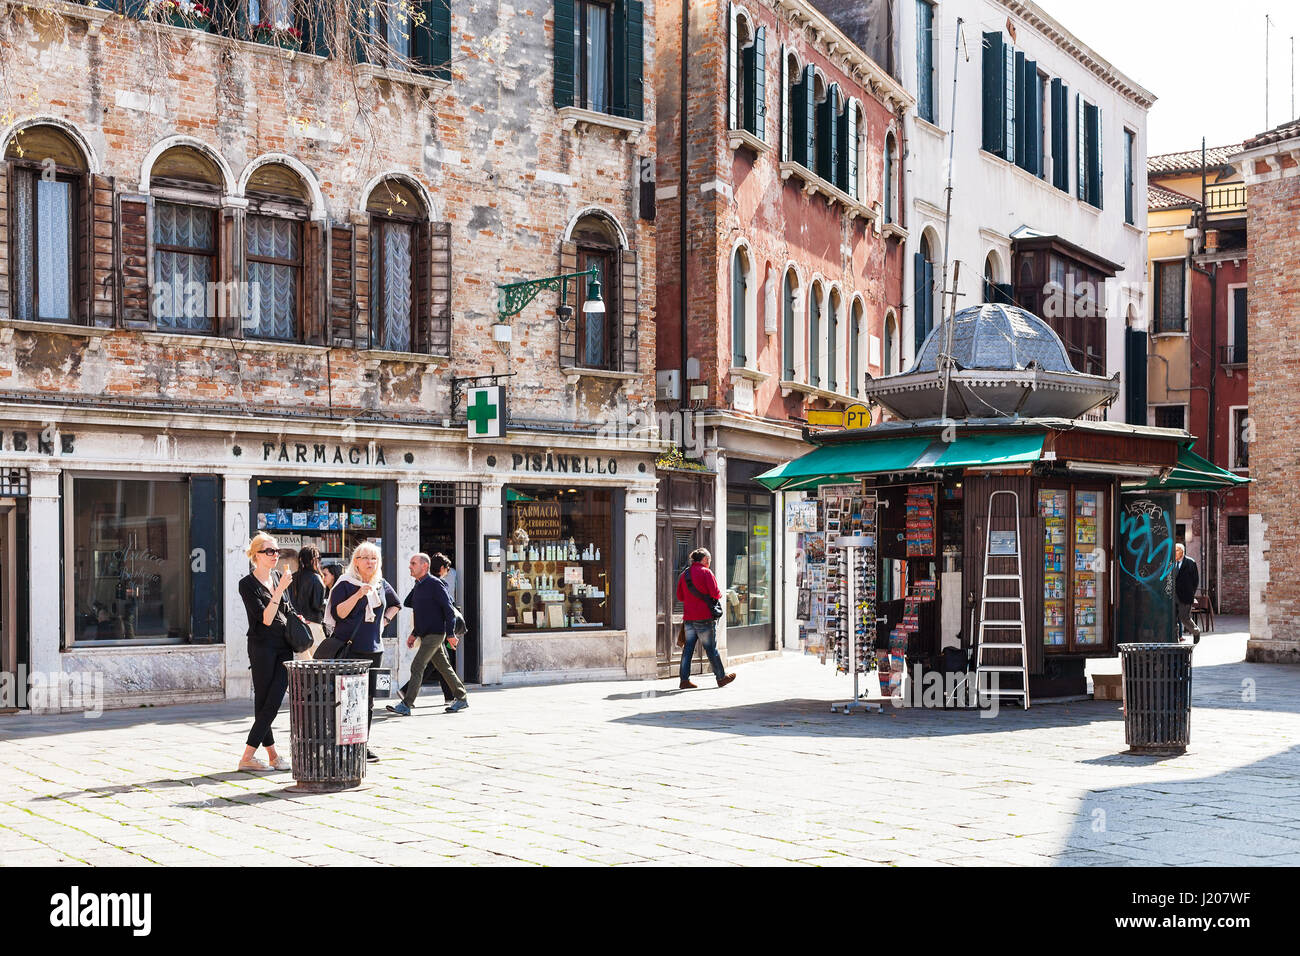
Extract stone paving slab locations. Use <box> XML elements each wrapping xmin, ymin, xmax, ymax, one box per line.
<box><xmin>2</xmin><ymin>621</ymin><xmax>1298</xmax><ymax>866</ymax></box>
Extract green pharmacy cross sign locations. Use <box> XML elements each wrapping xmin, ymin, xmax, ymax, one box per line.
<box><xmin>466</xmin><ymin>385</ymin><xmax>505</xmax><ymax>440</ymax></box>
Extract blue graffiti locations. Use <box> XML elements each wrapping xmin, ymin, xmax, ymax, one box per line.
<box><xmin>1119</xmin><ymin>503</ymin><xmax>1174</xmax><ymax>592</ymax></box>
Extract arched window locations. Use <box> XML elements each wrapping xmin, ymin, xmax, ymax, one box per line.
<box><xmin>884</xmin><ymin>311</ymin><xmax>898</xmax><ymax>375</ymax></box>
<box><xmin>849</xmin><ymin>299</ymin><xmax>864</xmax><ymax>396</ymax></box>
<box><xmin>569</xmin><ymin>213</ymin><xmax>623</xmax><ymax>370</ymax></box>
<box><xmin>148</xmin><ymin>146</ymin><xmax>224</xmax><ymax>333</ymax></box>
<box><xmin>244</xmin><ymin>161</ymin><xmax>312</xmax><ymax>341</ymax></box>
<box><xmin>815</xmin><ymin>79</ymin><xmax>837</xmax><ymax>183</ymax></box>
<box><xmin>4</xmin><ymin>124</ymin><xmax>89</xmax><ymax>323</ymax></box>
<box><xmin>884</xmin><ymin>133</ymin><xmax>898</xmax><ymax>224</ymax></box>
<box><xmin>728</xmin><ymin>8</ymin><xmax>767</xmax><ymax>141</ymax></box>
<box><xmin>732</xmin><ymin>246</ymin><xmax>751</xmax><ymax>366</ymax></box>
<box><xmin>827</xmin><ymin>287</ymin><xmax>842</xmax><ymax>393</ymax></box>
<box><xmin>367</xmin><ymin>178</ymin><xmax>428</xmax><ymax>352</ymax></box>
<box><xmin>808</xmin><ymin>281</ymin><xmax>823</xmax><ymax>387</ymax></box>
<box><xmin>914</xmin><ymin>233</ymin><xmax>936</xmax><ymax>354</ymax></box>
<box><xmin>782</xmin><ymin>268</ymin><xmax>798</xmax><ymax>379</ymax></box>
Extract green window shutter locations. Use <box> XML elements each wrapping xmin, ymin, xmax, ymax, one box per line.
<box><xmin>780</xmin><ymin>44</ymin><xmax>789</xmax><ymax>160</ymax></box>
<box><xmin>809</xmin><ymin>293</ymin><xmax>820</xmax><ymax>386</ymax></box>
<box><xmin>1013</xmin><ymin>51</ymin><xmax>1026</xmax><ymax>167</ymax></box>
<box><xmin>1095</xmin><ymin>106</ymin><xmax>1103</xmax><ymax>208</ymax></box>
<box><xmin>835</xmin><ymin>93</ymin><xmax>849</xmax><ymax>193</ymax></box>
<box><xmin>428</xmin><ymin>0</ymin><xmax>452</xmax><ymax>80</ymax></box>
<box><xmin>817</xmin><ymin>85</ymin><xmax>837</xmax><ymax>182</ymax></box>
<box><xmin>1052</xmin><ymin>79</ymin><xmax>1069</xmax><ymax>191</ymax></box>
<box><xmin>553</xmin><ymin>0</ymin><xmax>575</xmax><ymax>108</ymax></box>
<box><xmin>981</xmin><ymin>31</ymin><xmax>1005</xmax><ymax>155</ymax></box>
<box><xmin>791</xmin><ymin>64</ymin><xmax>806</xmax><ymax>166</ymax></box>
<box><xmin>1076</xmin><ymin>93</ymin><xmax>1085</xmax><ymax>200</ymax></box>
<box><xmin>742</xmin><ymin>38</ymin><xmax>756</xmax><ymax>134</ymax></box>
<box><xmin>1003</xmin><ymin>41</ymin><xmax>1016</xmax><ymax>166</ymax></box>
<box><xmin>625</xmin><ymin>0</ymin><xmax>643</xmax><ymax>120</ymax></box>
<box><xmin>1022</xmin><ymin>58</ymin><xmax>1039</xmax><ymax>176</ymax></box>
<box><xmin>847</xmin><ymin>100</ymin><xmax>858</xmax><ymax>200</ymax></box>
<box><xmin>753</xmin><ymin>26</ymin><xmax>766</xmax><ymax>141</ymax></box>
<box><xmin>913</xmin><ymin>252</ymin><xmax>928</xmax><ymax>354</ymax></box>
<box><xmin>727</xmin><ymin>3</ymin><xmax>738</xmax><ymax>130</ymax></box>
<box><xmin>803</xmin><ymin>65</ymin><xmax>816</xmax><ymax>168</ymax></box>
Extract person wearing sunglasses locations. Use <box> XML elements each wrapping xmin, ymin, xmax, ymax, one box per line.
<box><xmin>236</xmin><ymin>532</ymin><xmax>302</xmax><ymax>772</ymax></box>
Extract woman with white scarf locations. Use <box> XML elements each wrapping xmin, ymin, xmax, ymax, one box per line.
<box><xmin>326</xmin><ymin>542</ymin><xmax>400</xmax><ymax>762</ymax></box>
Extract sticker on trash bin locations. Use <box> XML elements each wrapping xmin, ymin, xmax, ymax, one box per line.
<box><xmin>336</xmin><ymin>674</ymin><xmax>369</xmax><ymax>745</ymax></box>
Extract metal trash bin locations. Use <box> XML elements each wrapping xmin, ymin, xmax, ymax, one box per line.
<box><xmin>1118</xmin><ymin>642</ymin><xmax>1194</xmax><ymax>755</ymax></box>
<box><xmin>285</xmin><ymin>659</ymin><xmax>372</xmax><ymax>792</ymax></box>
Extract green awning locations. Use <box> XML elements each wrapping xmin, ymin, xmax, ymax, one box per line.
<box><xmin>912</xmin><ymin>432</ymin><xmax>1045</xmax><ymax>469</ymax></box>
<box><xmin>755</xmin><ymin>436</ymin><xmax>935</xmax><ymax>491</ymax></box>
<box><xmin>1137</xmin><ymin>446</ymin><xmax>1252</xmax><ymax>492</ymax></box>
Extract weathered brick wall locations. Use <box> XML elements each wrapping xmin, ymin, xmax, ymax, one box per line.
<box><xmin>654</xmin><ymin>0</ymin><xmax>905</xmax><ymax>421</ymax></box>
<box><xmin>1244</xmin><ymin>151</ymin><xmax>1300</xmax><ymax>655</ymax></box>
<box><xmin>0</xmin><ymin>2</ymin><xmax>656</xmax><ymax>424</ymax></box>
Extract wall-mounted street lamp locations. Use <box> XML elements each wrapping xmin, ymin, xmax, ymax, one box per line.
<box><xmin>495</xmin><ymin>266</ymin><xmax>605</xmax><ymax>339</ymax></box>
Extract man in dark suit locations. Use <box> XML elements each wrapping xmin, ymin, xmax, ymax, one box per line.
<box><xmin>1174</xmin><ymin>543</ymin><xmax>1201</xmax><ymax>644</ymax></box>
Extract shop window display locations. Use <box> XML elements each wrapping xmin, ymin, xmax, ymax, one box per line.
<box><xmin>72</xmin><ymin>477</ymin><xmax>190</xmax><ymax>642</ymax></box>
<box><xmin>726</xmin><ymin>490</ymin><xmax>773</xmax><ymax>628</ymax></box>
<box><xmin>254</xmin><ymin>479</ymin><xmax>383</xmax><ymax>566</ymax></box>
<box><xmin>505</xmin><ymin>487</ymin><xmax>613</xmax><ymax>631</ymax></box>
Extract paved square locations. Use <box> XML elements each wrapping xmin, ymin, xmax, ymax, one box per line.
<box><xmin>2</xmin><ymin>618</ymin><xmax>1298</xmax><ymax>866</ymax></box>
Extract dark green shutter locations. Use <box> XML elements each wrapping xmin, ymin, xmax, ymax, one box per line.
<box><xmin>982</xmin><ymin>31</ymin><xmax>1005</xmax><ymax>155</ymax></box>
<box><xmin>817</xmin><ymin>85</ymin><xmax>837</xmax><ymax>182</ymax></box>
<box><xmin>791</xmin><ymin>64</ymin><xmax>807</xmax><ymax>166</ymax></box>
<box><xmin>1013</xmin><ymin>51</ymin><xmax>1026</xmax><ymax>166</ymax></box>
<box><xmin>1022</xmin><ymin>58</ymin><xmax>1040</xmax><ymax>176</ymax></box>
<box><xmin>189</xmin><ymin>476</ymin><xmax>222</xmax><ymax>644</ymax></box>
<box><xmin>1095</xmin><ymin>105</ymin><xmax>1103</xmax><ymax>208</ymax></box>
<box><xmin>803</xmin><ymin>65</ymin><xmax>816</xmax><ymax>168</ymax></box>
<box><xmin>742</xmin><ymin>37</ymin><xmax>757</xmax><ymax>134</ymax></box>
<box><xmin>752</xmin><ymin>26</ymin><xmax>766</xmax><ymax>141</ymax></box>
<box><xmin>727</xmin><ymin>2</ymin><xmax>738</xmax><ymax>129</ymax></box>
<box><xmin>626</xmin><ymin>0</ymin><xmax>643</xmax><ymax>120</ymax></box>
<box><xmin>836</xmin><ymin>92</ymin><xmax>850</xmax><ymax>192</ymax></box>
<box><xmin>914</xmin><ymin>252</ymin><xmax>933</xmax><ymax>354</ymax></box>
<box><xmin>553</xmin><ymin>0</ymin><xmax>575</xmax><ymax>108</ymax></box>
<box><xmin>1076</xmin><ymin>92</ymin><xmax>1085</xmax><ymax>200</ymax></box>
<box><xmin>1125</xmin><ymin>328</ymin><xmax>1147</xmax><ymax>425</ymax></box>
<box><xmin>1052</xmin><ymin>79</ymin><xmax>1069</xmax><ymax>191</ymax></box>
<box><xmin>428</xmin><ymin>0</ymin><xmax>452</xmax><ymax>79</ymax></box>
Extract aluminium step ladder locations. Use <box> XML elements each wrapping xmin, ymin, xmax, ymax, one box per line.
<box><xmin>975</xmin><ymin>490</ymin><xmax>1030</xmax><ymax>709</ymax></box>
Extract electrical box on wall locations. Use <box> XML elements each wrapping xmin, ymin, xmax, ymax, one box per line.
<box><xmin>656</xmin><ymin>369</ymin><xmax>681</xmax><ymax>400</ymax></box>
<box><xmin>689</xmin><ymin>384</ymin><xmax>709</xmax><ymax>401</ymax></box>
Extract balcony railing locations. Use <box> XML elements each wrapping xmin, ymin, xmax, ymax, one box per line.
<box><xmin>1206</xmin><ymin>184</ymin><xmax>1247</xmax><ymax>213</ymax></box>
<box><xmin>1221</xmin><ymin>343</ymin><xmax>1248</xmax><ymax>366</ymax></box>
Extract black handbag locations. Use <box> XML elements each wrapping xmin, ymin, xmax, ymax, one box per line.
<box><xmin>313</xmin><ymin>634</ymin><xmax>353</xmax><ymax>660</ymax></box>
<box><xmin>276</xmin><ymin>578</ymin><xmax>313</xmax><ymax>653</ymax></box>
<box><xmin>682</xmin><ymin>568</ymin><xmax>724</xmax><ymax>620</ymax></box>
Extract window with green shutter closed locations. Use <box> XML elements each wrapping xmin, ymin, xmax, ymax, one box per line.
<box><xmin>982</xmin><ymin>31</ymin><xmax>1006</xmax><ymax>156</ymax></box>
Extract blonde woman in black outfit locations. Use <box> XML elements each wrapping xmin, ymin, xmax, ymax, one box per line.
<box><xmin>237</xmin><ymin>532</ymin><xmax>305</xmax><ymax>772</ymax></box>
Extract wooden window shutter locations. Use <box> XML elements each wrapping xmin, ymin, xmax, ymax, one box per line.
<box><xmin>846</xmin><ymin>102</ymin><xmax>858</xmax><ymax>200</ymax></box>
<box><xmin>90</xmin><ymin>174</ymin><xmax>115</xmax><ymax>327</ymax></box>
<box><xmin>835</xmin><ymin>92</ymin><xmax>850</xmax><ymax>193</ymax></box>
<box><xmin>553</xmin><ymin>0</ymin><xmax>575</xmax><ymax>108</ymax></box>
<box><xmin>355</xmin><ymin>217</ymin><xmax>371</xmax><ymax>348</ymax></box>
<box><xmin>803</xmin><ymin>65</ymin><xmax>815</xmax><ymax>169</ymax></box>
<box><xmin>559</xmin><ymin>240</ymin><xmax>578</xmax><ymax>367</ymax></box>
<box><xmin>303</xmin><ymin>220</ymin><xmax>327</xmax><ymax>345</ymax></box>
<box><xmin>1023</xmin><ymin>59</ymin><xmax>1039</xmax><ymax>177</ymax></box>
<box><xmin>982</xmin><ymin>31</ymin><xmax>1005</xmax><ymax>155</ymax></box>
<box><xmin>429</xmin><ymin>221</ymin><xmax>452</xmax><ymax>356</ymax></box>
<box><xmin>618</xmin><ymin>248</ymin><xmax>638</xmax><ymax>373</ymax></box>
<box><xmin>1003</xmin><ymin>41</ymin><xmax>1015</xmax><ymax>166</ymax></box>
<box><xmin>780</xmin><ymin>44</ymin><xmax>788</xmax><ymax>161</ymax></box>
<box><xmin>429</xmin><ymin>0</ymin><xmax>452</xmax><ymax>80</ymax></box>
<box><xmin>219</xmin><ymin>205</ymin><xmax>244</xmax><ymax>338</ymax></box>
<box><xmin>327</xmin><ymin>222</ymin><xmax>356</xmax><ymax>347</ymax></box>
<box><xmin>752</xmin><ymin>26</ymin><xmax>766</xmax><ymax>141</ymax></box>
<box><xmin>0</xmin><ymin>160</ymin><xmax>10</xmax><ymax>323</ymax></box>
<box><xmin>1013</xmin><ymin>51</ymin><xmax>1026</xmax><ymax>168</ymax></box>
<box><xmin>1076</xmin><ymin>92</ymin><xmax>1085</xmax><ymax>200</ymax></box>
<box><xmin>625</xmin><ymin>0</ymin><xmax>644</xmax><ymax>120</ymax></box>
<box><xmin>1095</xmin><ymin>106</ymin><xmax>1104</xmax><ymax>209</ymax></box>
<box><xmin>727</xmin><ymin>3</ymin><xmax>738</xmax><ymax>130</ymax></box>
<box><xmin>119</xmin><ymin>194</ymin><xmax>152</xmax><ymax>328</ymax></box>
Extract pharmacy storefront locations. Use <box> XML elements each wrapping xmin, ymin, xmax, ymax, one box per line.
<box><xmin>1</xmin><ymin>406</ymin><xmax>660</xmax><ymax>712</ymax></box>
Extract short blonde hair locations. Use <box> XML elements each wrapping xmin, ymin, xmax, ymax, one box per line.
<box><xmin>247</xmin><ymin>532</ymin><xmax>278</xmax><ymax>561</ymax></box>
<box><xmin>348</xmin><ymin>541</ymin><xmax>383</xmax><ymax>583</ymax></box>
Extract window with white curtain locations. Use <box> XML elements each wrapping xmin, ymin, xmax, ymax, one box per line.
<box><xmin>154</xmin><ymin>201</ymin><xmax>216</xmax><ymax>333</ymax></box>
<box><xmin>574</xmin><ymin>0</ymin><xmax>611</xmax><ymax>113</ymax></box>
<box><xmin>245</xmin><ymin>215</ymin><xmax>301</xmax><ymax>340</ymax></box>
<box><xmin>12</xmin><ymin>169</ymin><xmax>76</xmax><ymax>323</ymax></box>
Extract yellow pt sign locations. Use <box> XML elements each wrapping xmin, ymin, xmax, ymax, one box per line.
<box><xmin>807</xmin><ymin>403</ymin><xmax>871</xmax><ymax>429</ymax></box>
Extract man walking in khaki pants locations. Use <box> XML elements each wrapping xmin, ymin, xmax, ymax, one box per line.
<box><xmin>387</xmin><ymin>553</ymin><xmax>469</xmax><ymax>715</ymax></box>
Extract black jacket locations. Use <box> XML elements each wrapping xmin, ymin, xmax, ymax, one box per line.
<box><xmin>239</xmin><ymin>572</ymin><xmax>298</xmax><ymax>646</ymax></box>
<box><xmin>1175</xmin><ymin>556</ymin><xmax>1199</xmax><ymax>605</ymax></box>
<box><xmin>291</xmin><ymin>572</ymin><xmax>326</xmax><ymax>624</ymax></box>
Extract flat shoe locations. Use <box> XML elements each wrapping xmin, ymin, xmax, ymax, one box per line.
<box><xmin>268</xmin><ymin>756</ymin><xmax>291</xmax><ymax>771</ymax></box>
<box><xmin>237</xmin><ymin>757</ymin><xmax>272</xmax><ymax>772</ymax></box>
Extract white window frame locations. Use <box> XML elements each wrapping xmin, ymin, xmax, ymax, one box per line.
<box><xmin>1228</xmin><ymin>405</ymin><xmax>1250</xmax><ymax>473</ymax></box>
<box><xmin>1150</xmin><ymin>255</ymin><xmax>1189</xmax><ymax>335</ymax></box>
<box><xmin>1227</xmin><ymin>282</ymin><xmax>1247</xmax><ymax>353</ymax></box>
<box><xmin>1147</xmin><ymin>402</ymin><xmax>1188</xmax><ymax>432</ymax></box>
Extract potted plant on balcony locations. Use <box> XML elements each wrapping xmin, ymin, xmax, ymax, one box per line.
<box><xmin>143</xmin><ymin>0</ymin><xmax>212</xmax><ymax>30</ymax></box>
<box><xmin>253</xmin><ymin>20</ymin><xmax>303</xmax><ymax>50</ymax></box>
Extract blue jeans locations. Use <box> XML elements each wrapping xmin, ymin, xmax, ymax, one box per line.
<box><xmin>681</xmin><ymin>620</ymin><xmax>727</xmax><ymax>683</ymax></box>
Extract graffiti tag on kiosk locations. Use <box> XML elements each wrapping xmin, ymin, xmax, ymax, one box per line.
<box><xmin>1119</xmin><ymin>499</ymin><xmax>1174</xmax><ymax>593</ymax></box>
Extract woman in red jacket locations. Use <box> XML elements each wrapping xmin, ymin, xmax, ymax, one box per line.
<box><xmin>675</xmin><ymin>547</ymin><xmax>736</xmax><ymax>690</ymax></box>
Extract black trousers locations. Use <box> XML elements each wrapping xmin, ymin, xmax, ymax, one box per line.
<box><xmin>345</xmin><ymin>650</ymin><xmax>385</xmax><ymax>735</ymax></box>
<box><xmin>247</xmin><ymin>639</ymin><xmax>292</xmax><ymax>748</ymax></box>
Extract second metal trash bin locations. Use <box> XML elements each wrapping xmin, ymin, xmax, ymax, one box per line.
<box><xmin>1118</xmin><ymin>642</ymin><xmax>1194</xmax><ymax>755</ymax></box>
<box><xmin>285</xmin><ymin>659</ymin><xmax>372</xmax><ymax>792</ymax></box>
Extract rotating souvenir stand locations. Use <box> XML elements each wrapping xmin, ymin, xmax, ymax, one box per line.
<box><xmin>828</xmin><ymin>535</ymin><xmax>888</xmax><ymax>714</ymax></box>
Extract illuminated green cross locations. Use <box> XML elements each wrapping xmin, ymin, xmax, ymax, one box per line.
<box><xmin>467</xmin><ymin>389</ymin><xmax>499</xmax><ymax>435</ymax></box>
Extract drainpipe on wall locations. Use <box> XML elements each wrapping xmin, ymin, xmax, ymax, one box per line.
<box><xmin>1189</xmin><ymin>138</ymin><xmax>1219</xmax><ymax>609</ymax></box>
<box><xmin>678</xmin><ymin>0</ymin><xmax>690</xmax><ymax>412</ymax></box>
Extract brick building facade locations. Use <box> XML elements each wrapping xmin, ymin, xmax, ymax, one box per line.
<box><xmin>651</xmin><ymin>0</ymin><xmax>908</xmax><ymax>670</ymax></box>
<box><xmin>0</xmin><ymin>0</ymin><xmax>662</xmax><ymax>710</ymax></box>
<box><xmin>1233</xmin><ymin>118</ymin><xmax>1300</xmax><ymax>663</ymax></box>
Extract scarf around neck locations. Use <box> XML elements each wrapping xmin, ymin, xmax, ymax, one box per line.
<box><xmin>325</xmin><ymin>569</ymin><xmax>384</xmax><ymax>631</ymax></box>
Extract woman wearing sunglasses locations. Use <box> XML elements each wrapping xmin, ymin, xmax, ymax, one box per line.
<box><xmin>236</xmin><ymin>532</ymin><xmax>302</xmax><ymax>772</ymax></box>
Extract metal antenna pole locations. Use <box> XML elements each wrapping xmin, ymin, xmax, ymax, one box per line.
<box><xmin>1266</xmin><ymin>14</ymin><xmax>1271</xmax><ymax>129</ymax></box>
<box><xmin>938</xmin><ymin>17</ymin><xmax>965</xmax><ymax>425</ymax></box>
